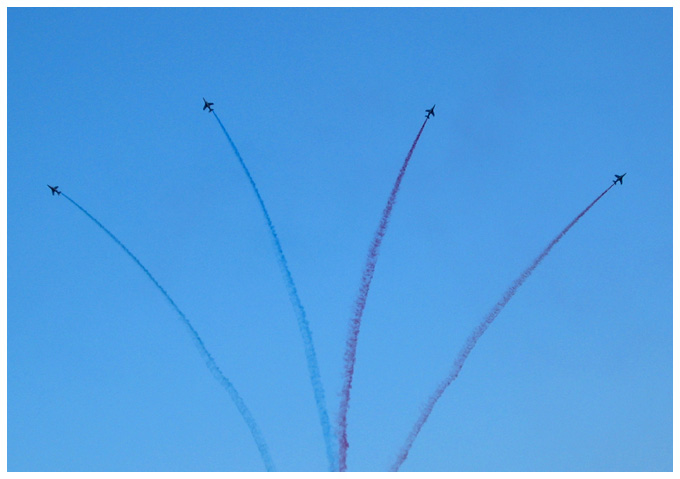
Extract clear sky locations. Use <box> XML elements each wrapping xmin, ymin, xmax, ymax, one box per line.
<box><xmin>7</xmin><ymin>7</ymin><xmax>672</xmax><ymax>472</ymax></box>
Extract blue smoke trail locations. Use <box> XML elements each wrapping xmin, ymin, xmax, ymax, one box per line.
<box><xmin>211</xmin><ymin>112</ymin><xmax>337</xmax><ymax>471</ymax></box>
<box><xmin>61</xmin><ymin>193</ymin><xmax>275</xmax><ymax>472</ymax></box>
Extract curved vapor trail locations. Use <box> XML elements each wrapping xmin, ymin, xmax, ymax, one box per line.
<box><xmin>337</xmin><ymin>117</ymin><xmax>429</xmax><ymax>472</ymax></box>
<box><xmin>390</xmin><ymin>183</ymin><xmax>614</xmax><ymax>471</ymax></box>
<box><xmin>211</xmin><ymin>112</ymin><xmax>337</xmax><ymax>471</ymax></box>
<box><xmin>61</xmin><ymin>193</ymin><xmax>276</xmax><ymax>472</ymax></box>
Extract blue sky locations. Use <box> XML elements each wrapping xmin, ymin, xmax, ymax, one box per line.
<box><xmin>7</xmin><ymin>7</ymin><xmax>672</xmax><ymax>472</ymax></box>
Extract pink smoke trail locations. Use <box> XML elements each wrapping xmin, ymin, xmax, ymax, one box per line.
<box><xmin>390</xmin><ymin>183</ymin><xmax>614</xmax><ymax>471</ymax></box>
<box><xmin>338</xmin><ymin>117</ymin><xmax>429</xmax><ymax>471</ymax></box>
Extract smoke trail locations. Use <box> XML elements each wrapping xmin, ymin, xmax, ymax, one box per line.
<box><xmin>390</xmin><ymin>183</ymin><xmax>614</xmax><ymax>471</ymax></box>
<box><xmin>338</xmin><ymin>118</ymin><xmax>429</xmax><ymax>471</ymax></box>
<box><xmin>210</xmin><ymin>112</ymin><xmax>337</xmax><ymax>471</ymax></box>
<box><xmin>61</xmin><ymin>193</ymin><xmax>276</xmax><ymax>472</ymax></box>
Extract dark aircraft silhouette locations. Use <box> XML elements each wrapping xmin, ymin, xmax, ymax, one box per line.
<box><xmin>613</xmin><ymin>173</ymin><xmax>626</xmax><ymax>185</ymax></box>
<box><xmin>203</xmin><ymin>98</ymin><xmax>214</xmax><ymax>112</ymax></box>
<box><xmin>47</xmin><ymin>185</ymin><xmax>61</xmax><ymax>196</ymax></box>
<box><xmin>425</xmin><ymin>105</ymin><xmax>435</xmax><ymax>118</ymax></box>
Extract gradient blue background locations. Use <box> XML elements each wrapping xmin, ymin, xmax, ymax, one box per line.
<box><xmin>8</xmin><ymin>7</ymin><xmax>672</xmax><ymax>471</ymax></box>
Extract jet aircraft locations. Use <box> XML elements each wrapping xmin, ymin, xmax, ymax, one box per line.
<box><xmin>203</xmin><ymin>98</ymin><xmax>214</xmax><ymax>112</ymax></box>
<box><xmin>613</xmin><ymin>173</ymin><xmax>626</xmax><ymax>185</ymax></box>
<box><xmin>47</xmin><ymin>185</ymin><xmax>61</xmax><ymax>196</ymax></box>
<box><xmin>425</xmin><ymin>105</ymin><xmax>435</xmax><ymax>118</ymax></box>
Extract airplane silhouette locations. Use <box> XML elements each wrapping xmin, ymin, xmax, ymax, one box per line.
<box><xmin>47</xmin><ymin>185</ymin><xmax>61</xmax><ymax>196</ymax></box>
<box><xmin>613</xmin><ymin>173</ymin><xmax>626</xmax><ymax>185</ymax></box>
<box><xmin>425</xmin><ymin>104</ymin><xmax>435</xmax><ymax>118</ymax></box>
<box><xmin>203</xmin><ymin>98</ymin><xmax>214</xmax><ymax>112</ymax></box>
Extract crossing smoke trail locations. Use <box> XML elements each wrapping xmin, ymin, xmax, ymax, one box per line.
<box><xmin>210</xmin><ymin>112</ymin><xmax>337</xmax><ymax>471</ymax></box>
<box><xmin>390</xmin><ymin>183</ymin><xmax>615</xmax><ymax>471</ymax></box>
<box><xmin>338</xmin><ymin>117</ymin><xmax>429</xmax><ymax>472</ymax></box>
<box><xmin>61</xmin><ymin>193</ymin><xmax>276</xmax><ymax>472</ymax></box>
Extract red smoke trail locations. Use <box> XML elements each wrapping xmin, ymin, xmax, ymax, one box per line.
<box><xmin>338</xmin><ymin>117</ymin><xmax>429</xmax><ymax>471</ymax></box>
<box><xmin>390</xmin><ymin>183</ymin><xmax>614</xmax><ymax>471</ymax></box>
